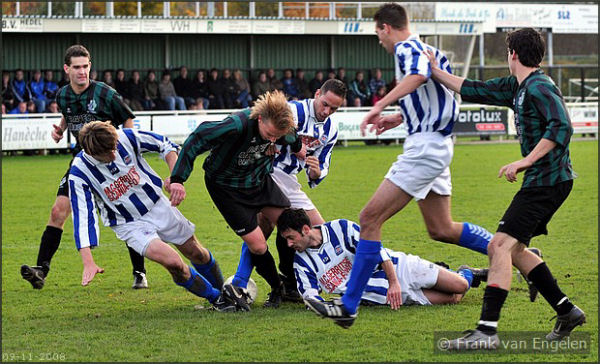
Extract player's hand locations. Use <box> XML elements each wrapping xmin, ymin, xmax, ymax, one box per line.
<box><xmin>498</xmin><ymin>159</ymin><xmax>531</xmax><ymax>183</ymax></box>
<box><xmin>387</xmin><ymin>280</ymin><xmax>403</xmax><ymax>310</ymax></box>
<box><xmin>424</xmin><ymin>49</ymin><xmax>439</xmax><ymax>69</ymax></box>
<box><xmin>164</xmin><ymin>176</ymin><xmax>172</xmax><ymax>192</ymax></box>
<box><xmin>305</xmin><ymin>156</ymin><xmax>321</xmax><ymax>179</ymax></box>
<box><xmin>51</xmin><ymin>124</ymin><xmax>64</xmax><ymax>143</ymax></box>
<box><xmin>81</xmin><ymin>263</ymin><xmax>104</xmax><ymax>286</ymax></box>
<box><xmin>169</xmin><ymin>182</ymin><xmax>186</xmax><ymax>206</ymax></box>
<box><xmin>360</xmin><ymin>107</ymin><xmax>383</xmax><ymax>136</ymax></box>
<box><xmin>294</xmin><ymin>142</ymin><xmax>307</xmax><ymax>161</ymax></box>
<box><xmin>265</xmin><ymin>143</ymin><xmax>279</xmax><ymax>156</ymax></box>
<box><xmin>372</xmin><ymin>114</ymin><xmax>403</xmax><ymax>135</ymax></box>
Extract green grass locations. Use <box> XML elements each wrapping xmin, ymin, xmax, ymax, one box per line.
<box><xmin>2</xmin><ymin>140</ymin><xmax>597</xmax><ymax>362</ymax></box>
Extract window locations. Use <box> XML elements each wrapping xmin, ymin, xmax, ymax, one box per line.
<box><xmin>51</xmin><ymin>2</ymin><xmax>76</xmax><ymax>16</ymax></box>
<box><xmin>228</xmin><ymin>2</ymin><xmax>249</xmax><ymax>17</ymax></box>
<box><xmin>282</xmin><ymin>2</ymin><xmax>306</xmax><ymax>18</ymax></box>
<box><xmin>2</xmin><ymin>2</ymin><xmax>16</xmax><ymax>16</ymax></box>
<box><xmin>141</xmin><ymin>2</ymin><xmax>163</xmax><ymax>16</ymax></box>
<box><xmin>255</xmin><ymin>2</ymin><xmax>278</xmax><ymax>17</ymax></box>
<box><xmin>17</xmin><ymin>2</ymin><xmax>47</xmax><ymax>16</ymax></box>
<box><xmin>83</xmin><ymin>2</ymin><xmax>106</xmax><ymax>16</ymax></box>
<box><xmin>335</xmin><ymin>2</ymin><xmax>358</xmax><ymax>19</ymax></box>
<box><xmin>170</xmin><ymin>2</ymin><xmax>196</xmax><ymax>17</ymax></box>
<box><xmin>308</xmin><ymin>3</ymin><xmax>329</xmax><ymax>18</ymax></box>
<box><xmin>114</xmin><ymin>2</ymin><xmax>138</xmax><ymax>16</ymax></box>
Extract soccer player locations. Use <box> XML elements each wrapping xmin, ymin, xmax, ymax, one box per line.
<box><xmin>68</xmin><ymin>121</ymin><xmax>234</xmax><ymax>311</ymax></box>
<box><xmin>304</xmin><ymin>3</ymin><xmax>494</xmax><ymax>328</ymax></box>
<box><xmin>20</xmin><ymin>45</ymin><xmax>150</xmax><ymax>290</ymax></box>
<box><xmin>229</xmin><ymin>79</ymin><xmax>347</xmax><ymax>303</ymax></box>
<box><xmin>279</xmin><ymin>208</ymin><xmax>487</xmax><ymax>308</ymax></box>
<box><xmin>169</xmin><ymin>90</ymin><xmax>303</xmax><ymax>310</ymax></box>
<box><xmin>423</xmin><ymin>28</ymin><xmax>584</xmax><ymax>349</ymax></box>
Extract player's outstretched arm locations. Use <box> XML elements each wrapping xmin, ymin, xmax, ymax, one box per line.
<box><xmin>498</xmin><ymin>138</ymin><xmax>557</xmax><ymax>183</ymax></box>
<box><xmin>51</xmin><ymin>116</ymin><xmax>67</xmax><ymax>143</ymax></box>
<box><xmin>424</xmin><ymin>49</ymin><xmax>465</xmax><ymax>93</ymax></box>
<box><xmin>79</xmin><ymin>247</ymin><xmax>104</xmax><ymax>286</ymax></box>
<box><xmin>382</xmin><ymin>260</ymin><xmax>402</xmax><ymax>309</ymax></box>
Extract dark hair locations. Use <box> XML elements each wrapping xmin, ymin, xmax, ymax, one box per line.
<box><xmin>277</xmin><ymin>208</ymin><xmax>311</xmax><ymax>234</ymax></box>
<box><xmin>64</xmin><ymin>45</ymin><xmax>91</xmax><ymax>66</ymax></box>
<box><xmin>506</xmin><ymin>28</ymin><xmax>545</xmax><ymax>68</ymax></box>
<box><xmin>374</xmin><ymin>3</ymin><xmax>408</xmax><ymax>30</ymax></box>
<box><xmin>320</xmin><ymin>78</ymin><xmax>347</xmax><ymax>98</ymax></box>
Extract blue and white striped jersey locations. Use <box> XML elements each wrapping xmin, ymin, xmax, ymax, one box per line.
<box><xmin>294</xmin><ymin>219</ymin><xmax>400</xmax><ymax>305</ymax></box>
<box><xmin>68</xmin><ymin>128</ymin><xmax>179</xmax><ymax>250</ymax></box>
<box><xmin>273</xmin><ymin>99</ymin><xmax>338</xmax><ymax>188</ymax></box>
<box><xmin>394</xmin><ymin>34</ymin><xmax>459</xmax><ymax>136</ymax></box>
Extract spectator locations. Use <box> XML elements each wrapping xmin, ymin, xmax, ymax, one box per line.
<box><xmin>2</xmin><ymin>71</ymin><xmax>16</xmax><ymax>110</ymax></box>
<box><xmin>43</xmin><ymin>70</ymin><xmax>59</xmax><ymax>100</ymax></box>
<box><xmin>252</xmin><ymin>70</ymin><xmax>271</xmax><ymax>100</ymax></box>
<box><xmin>159</xmin><ymin>72</ymin><xmax>186</xmax><ymax>110</ymax></box>
<box><xmin>267</xmin><ymin>68</ymin><xmax>283</xmax><ymax>92</ymax></box>
<box><xmin>281</xmin><ymin>68</ymin><xmax>300</xmax><ymax>100</ymax></box>
<box><xmin>327</xmin><ymin>69</ymin><xmax>336</xmax><ymax>80</ymax></box>
<box><xmin>143</xmin><ymin>70</ymin><xmax>159</xmax><ymax>110</ymax></box>
<box><xmin>89</xmin><ymin>69</ymin><xmax>98</xmax><ymax>81</ymax></box>
<box><xmin>46</xmin><ymin>100</ymin><xmax>59</xmax><ymax>113</ymax></box>
<box><xmin>349</xmin><ymin>70</ymin><xmax>371</xmax><ymax>107</ymax></box>
<box><xmin>1</xmin><ymin>103</ymin><xmax>6</xmax><ymax>114</ymax></box>
<box><xmin>102</xmin><ymin>70</ymin><xmax>115</xmax><ymax>88</ymax></box>
<box><xmin>191</xmin><ymin>69</ymin><xmax>210</xmax><ymax>110</ymax></box>
<box><xmin>10</xmin><ymin>69</ymin><xmax>32</xmax><ymax>105</ymax></box>
<box><xmin>368</xmin><ymin>68</ymin><xmax>386</xmax><ymax>95</ymax></box>
<box><xmin>336</xmin><ymin>67</ymin><xmax>349</xmax><ymax>86</ymax></box>
<box><xmin>114</xmin><ymin>69</ymin><xmax>131</xmax><ymax>105</ymax></box>
<box><xmin>173</xmin><ymin>66</ymin><xmax>195</xmax><ymax>107</ymax></box>
<box><xmin>127</xmin><ymin>70</ymin><xmax>145</xmax><ymax>111</ymax></box>
<box><xmin>57</xmin><ymin>71</ymin><xmax>69</xmax><ymax>88</ymax></box>
<box><xmin>295</xmin><ymin>68</ymin><xmax>311</xmax><ymax>100</ymax></box>
<box><xmin>9</xmin><ymin>101</ymin><xmax>28</xmax><ymax>115</ymax></box>
<box><xmin>26</xmin><ymin>100</ymin><xmax>37</xmax><ymax>113</ymax></box>
<box><xmin>371</xmin><ymin>85</ymin><xmax>387</xmax><ymax>106</ymax></box>
<box><xmin>207</xmin><ymin>68</ymin><xmax>225</xmax><ymax>109</ymax></box>
<box><xmin>308</xmin><ymin>70</ymin><xmax>324</xmax><ymax>97</ymax></box>
<box><xmin>232</xmin><ymin>69</ymin><xmax>252</xmax><ymax>108</ymax></box>
<box><xmin>29</xmin><ymin>70</ymin><xmax>48</xmax><ymax>113</ymax></box>
<box><xmin>222</xmin><ymin>68</ymin><xmax>237</xmax><ymax>109</ymax></box>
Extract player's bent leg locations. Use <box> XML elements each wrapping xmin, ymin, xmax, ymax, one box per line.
<box><xmin>257</xmin><ymin>212</ymin><xmax>275</xmax><ymax>240</ymax></box>
<box><xmin>431</xmin><ymin>268</ymin><xmax>470</xmax><ymax>294</ymax></box>
<box><xmin>145</xmin><ymin>239</ymin><xmax>221</xmax><ymax>304</ymax></box>
<box><xmin>422</xmin><ymin>289</ymin><xmax>463</xmax><ymax>305</ymax></box>
<box><xmin>487</xmin><ymin>233</ymin><xmax>520</xmax><ymax>290</ymax></box>
<box><xmin>176</xmin><ymin>235</ymin><xmax>225</xmax><ymax>291</ymax></box>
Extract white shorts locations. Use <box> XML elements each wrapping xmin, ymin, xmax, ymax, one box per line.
<box><xmin>270</xmin><ymin>168</ymin><xmax>316</xmax><ymax>211</ymax></box>
<box><xmin>112</xmin><ymin>197</ymin><xmax>195</xmax><ymax>256</ymax></box>
<box><xmin>385</xmin><ymin>132</ymin><xmax>453</xmax><ymax>201</ymax></box>
<box><xmin>394</xmin><ymin>252</ymin><xmax>440</xmax><ymax>305</ymax></box>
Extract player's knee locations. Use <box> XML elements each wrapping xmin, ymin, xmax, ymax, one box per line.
<box><xmin>359</xmin><ymin>208</ymin><xmax>379</xmax><ymax>230</ymax></box>
<box><xmin>247</xmin><ymin>242</ymin><xmax>267</xmax><ymax>255</ymax></box>
<box><xmin>426</xmin><ymin>226</ymin><xmax>454</xmax><ymax>243</ymax></box>
<box><xmin>50</xmin><ymin>203</ymin><xmax>70</xmax><ymax>225</ymax></box>
<box><xmin>163</xmin><ymin>257</ymin><xmax>186</xmax><ymax>277</ymax></box>
<box><xmin>449</xmin><ymin>293</ymin><xmax>462</xmax><ymax>304</ymax></box>
<box><xmin>456</xmin><ymin>279</ymin><xmax>469</xmax><ymax>294</ymax></box>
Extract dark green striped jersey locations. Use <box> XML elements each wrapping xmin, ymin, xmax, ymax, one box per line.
<box><xmin>460</xmin><ymin>70</ymin><xmax>574</xmax><ymax>188</ymax></box>
<box><xmin>56</xmin><ymin>80</ymin><xmax>134</xmax><ymax>139</ymax></box>
<box><xmin>170</xmin><ymin>109</ymin><xmax>302</xmax><ymax>189</ymax></box>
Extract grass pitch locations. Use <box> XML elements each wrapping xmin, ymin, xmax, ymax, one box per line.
<box><xmin>2</xmin><ymin>140</ymin><xmax>597</xmax><ymax>362</ymax></box>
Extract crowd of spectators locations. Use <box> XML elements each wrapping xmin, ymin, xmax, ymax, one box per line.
<box><xmin>2</xmin><ymin>67</ymin><xmax>394</xmax><ymax>115</ymax></box>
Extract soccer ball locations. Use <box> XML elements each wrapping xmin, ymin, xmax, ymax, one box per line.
<box><xmin>224</xmin><ymin>276</ymin><xmax>258</xmax><ymax>305</ymax></box>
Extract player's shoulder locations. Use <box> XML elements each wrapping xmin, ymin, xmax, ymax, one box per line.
<box><xmin>525</xmin><ymin>72</ymin><xmax>560</xmax><ymax>98</ymax></box>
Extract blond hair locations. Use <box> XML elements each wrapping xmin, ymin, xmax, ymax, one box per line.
<box><xmin>78</xmin><ymin>121</ymin><xmax>118</xmax><ymax>156</ymax></box>
<box><xmin>250</xmin><ymin>90</ymin><xmax>293</xmax><ymax>131</ymax></box>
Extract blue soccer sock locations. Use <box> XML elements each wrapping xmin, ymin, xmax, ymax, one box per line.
<box><xmin>340</xmin><ymin>239</ymin><xmax>382</xmax><ymax>315</ymax></box>
<box><xmin>192</xmin><ymin>250</ymin><xmax>224</xmax><ymax>290</ymax></box>
<box><xmin>459</xmin><ymin>222</ymin><xmax>492</xmax><ymax>255</ymax></box>
<box><xmin>231</xmin><ymin>242</ymin><xmax>253</xmax><ymax>289</ymax></box>
<box><xmin>457</xmin><ymin>268</ymin><xmax>474</xmax><ymax>290</ymax></box>
<box><xmin>175</xmin><ymin>265</ymin><xmax>220</xmax><ymax>303</ymax></box>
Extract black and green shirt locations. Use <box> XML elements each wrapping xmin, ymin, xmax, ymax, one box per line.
<box><xmin>56</xmin><ymin>80</ymin><xmax>134</xmax><ymax>139</ymax></box>
<box><xmin>460</xmin><ymin>70</ymin><xmax>574</xmax><ymax>188</ymax></box>
<box><xmin>170</xmin><ymin>109</ymin><xmax>302</xmax><ymax>189</ymax></box>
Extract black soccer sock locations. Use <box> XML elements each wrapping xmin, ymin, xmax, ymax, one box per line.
<box><xmin>527</xmin><ymin>262</ymin><xmax>574</xmax><ymax>315</ymax></box>
<box><xmin>36</xmin><ymin>225</ymin><xmax>63</xmax><ymax>276</ymax></box>
<box><xmin>250</xmin><ymin>248</ymin><xmax>281</xmax><ymax>290</ymax></box>
<box><xmin>275</xmin><ymin>230</ymin><xmax>296</xmax><ymax>285</ymax></box>
<box><xmin>127</xmin><ymin>245</ymin><xmax>146</xmax><ymax>274</ymax></box>
<box><xmin>476</xmin><ymin>285</ymin><xmax>509</xmax><ymax>335</ymax></box>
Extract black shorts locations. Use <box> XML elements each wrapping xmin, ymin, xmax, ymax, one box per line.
<box><xmin>497</xmin><ymin>180</ymin><xmax>573</xmax><ymax>246</ymax></box>
<box><xmin>57</xmin><ymin>158</ymin><xmax>75</xmax><ymax>197</ymax></box>
<box><xmin>205</xmin><ymin>174</ymin><xmax>290</xmax><ymax>236</ymax></box>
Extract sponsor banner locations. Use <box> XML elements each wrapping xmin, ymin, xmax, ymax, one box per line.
<box><xmin>454</xmin><ymin>107</ymin><xmax>508</xmax><ymax>135</ymax></box>
<box><xmin>132</xmin><ymin>116</ymin><xmax>152</xmax><ymax>132</ymax></box>
<box><xmin>141</xmin><ymin>19</ymin><xmax>197</xmax><ymax>33</ymax></box>
<box><xmin>82</xmin><ymin>19</ymin><xmax>141</xmax><ymax>33</ymax></box>
<box><xmin>2</xmin><ymin>18</ymin><xmax>43</xmax><ymax>32</ymax></box>
<box><xmin>569</xmin><ymin>105</ymin><xmax>598</xmax><ymax>134</ymax></box>
<box><xmin>331</xmin><ymin>111</ymin><xmax>408</xmax><ymax>140</ymax></box>
<box><xmin>2</xmin><ymin>117</ymin><xmax>67</xmax><ymax>150</ymax></box>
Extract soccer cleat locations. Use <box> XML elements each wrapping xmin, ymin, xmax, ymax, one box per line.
<box><xmin>263</xmin><ymin>282</ymin><xmax>284</xmax><ymax>308</ymax></box>
<box><xmin>210</xmin><ymin>294</ymin><xmax>239</xmax><ymax>312</ymax></box>
<box><xmin>458</xmin><ymin>265</ymin><xmax>488</xmax><ymax>288</ymax></box>
<box><xmin>223</xmin><ymin>283</ymin><xmax>251</xmax><ymax>312</ymax></box>
<box><xmin>304</xmin><ymin>298</ymin><xmax>357</xmax><ymax>329</ymax></box>
<box><xmin>434</xmin><ymin>261</ymin><xmax>450</xmax><ymax>270</ymax></box>
<box><xmin>525</xmin><ymin>247</ymin><xmax>542</xmax><ymax>302</ymax></box>
<box><xmin>546</xmin><ymin>305</ymin><xmax>586</xmax><ymax>341</ymax></box>
<box><xmin>279</xmin><ymin>275</ymin><xmax>303</xmax><ymax>303</ymax></box>
<box><xmin>132</xmin><ymin>271</ymin><xmax>148</xmax><ymax>289</ymax></box>
<box><xmin>445</xmin><ymin>329</ymin><xmax>500</xmax><ymax>350</ymax></box>
<box><xmin>20</xmin><ymin>265</ymin><xmax>46</xmax><ymax>289</ymax></box>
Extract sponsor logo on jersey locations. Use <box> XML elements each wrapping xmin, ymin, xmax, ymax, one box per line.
<box><xmin>319</xmin><ymin>257</ymin><xmax>353</xmax><ymax>293</ymax></box>
<box><xmin>103</xmin><ymin>166</ymin><xmax>140</xmax><ymax>201</ymax></box>
<box><xmin>123</xmin><ymin>154</ymin><xmax>132</xmax><ymax>165</ymax></box>
<box><xmin>107</xmin><ymin>162</ymin><xmax>120</xmax><ymax>175</ymax></box>
<box><xmin>87</xmin><ymin>99</ymin><xmax>97</xmax><ymax>113</ymax></box>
